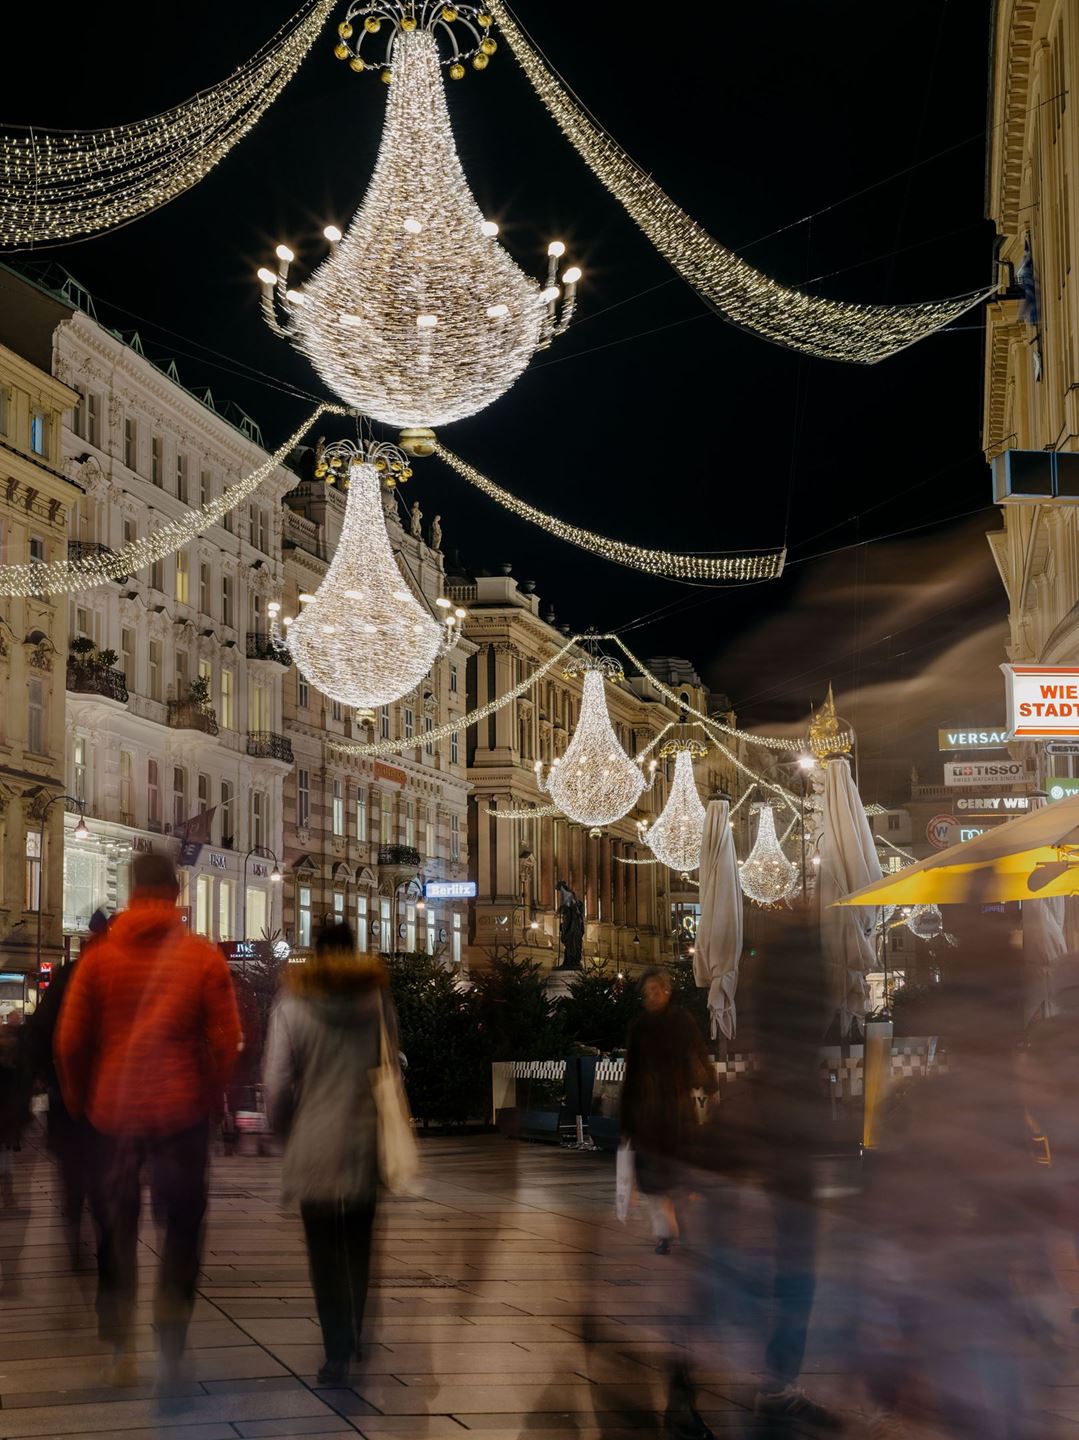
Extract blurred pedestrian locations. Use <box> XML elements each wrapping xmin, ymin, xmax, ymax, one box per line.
<box><xmin>55</xmin><ymin>855</ymin><xmax>241</xmax><ymax>1389</ymax></box>
<box><xmin>0</xmin><ymin>1008</ymin><xmax>30</xmax><ymax>1208</ymax></box>
<box><xmin>263</xmin><ymin>923</ymin><xmax>399</xmax><ymax>1385</ymax></box>
<box><xmin>620</xmin><ymin>967</ymin><xmax>715</xmax><ymax>1254</ymax></box>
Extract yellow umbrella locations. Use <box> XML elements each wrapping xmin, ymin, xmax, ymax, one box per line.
<box><xmin>838</xmin><ymin>793</ymin><xmax>1079</xmax><ymax>906</ymax></box>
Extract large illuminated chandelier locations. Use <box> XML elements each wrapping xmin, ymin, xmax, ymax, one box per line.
<box><xmin>278</xmin><ymin>438</ymin><xmax>464</xmax><ymax>708</ymax></box>
<box><xmin>640</xmin><ymin>741</ymin><xmax>707</xmax><ymax>873</ymax></box>
<box><xmin>535</xmin><ymin>656</ymin><xmax>645</xmax><ymax>829</ymax></box>
<box><xmin>739</xmin><ymin>804</ymin><xmax>799</xmax><ymax>907</ymax></box>
<box><xmin>258</xmin><ymin>3</ymin><xmax>580</xmax><ymax>452</ymax></box>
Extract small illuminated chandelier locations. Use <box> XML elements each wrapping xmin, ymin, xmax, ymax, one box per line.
<box><xmin>739</xmin><ymin>804</ymin><xmax>798</xmax><ymax>907</ymax></box>
<box><xmin>535</xmin><ymin>655</ymin><xmax>645</xmax><ymax>829</ymax></box>
<box><xmin>640</xmin><ymin>740</ymin><xmax>707</xmax><ymax>873</ymax></box>
<box><xmin>257</xmin><ymin>3</ymin><xmax>580</xmax><ymax>454</ymax></box>
<box><xmin>275</xmin><ymin>439</ymin><xmax>465</xmax><ymax>708</ymax></box>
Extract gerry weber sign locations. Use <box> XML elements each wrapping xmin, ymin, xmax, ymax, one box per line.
<box><xmin>944</xmin><ymin>761</ymin><xmax>1025</xmax><ymax>787</ymax></box>
<box><xmin>1002</xmin><ymin>664</ymin><xmax>1079</xmax><ymax>738</ymax></box>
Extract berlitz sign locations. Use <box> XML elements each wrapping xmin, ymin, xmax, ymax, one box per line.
<box><xmin>944</xmin><ymin>761</ymin><xmax>1025</xmax><ymax>786</ymax></box>
<box><xmin>1002</xmin><ymin>664</ymin><xmax>1079</xmax><ymax>738</ymax></box>
<box><xmin>937</xmin><ymin>727</ymin><xmax>1009</xmax><ymax>751</ymax></box>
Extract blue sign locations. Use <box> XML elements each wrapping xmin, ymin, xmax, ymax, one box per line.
<box><xmin>424</xmin><ymin>880</ymin><xmax>477</xmax><ymax>900</ymax></box>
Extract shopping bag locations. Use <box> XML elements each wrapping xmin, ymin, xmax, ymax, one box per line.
<box><xmin>616</xmin><ymin>1138</ymin><xmax>636</xmax><ymax>1222</ymax></box>
<box><xmin>371</xmin><ymin>1001</ymin><xmax>420</xmax><ymax>1195</ymax></box>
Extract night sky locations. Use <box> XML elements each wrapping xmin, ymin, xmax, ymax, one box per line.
<box><xmin>3</xmin><ymin>2</ymin><xmax>1002</xmax><ymax>800</ymax></box>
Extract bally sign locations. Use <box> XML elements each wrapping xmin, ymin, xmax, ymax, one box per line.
<box><xmin>1003</xmin><ymin>664</ymin><xmax>1079</xmax><ymax>738</ymax></box>
<box><xmin>944</xmin><ymin>761</ymin><xmax>1025</xmax><ymax>787</ymax></box>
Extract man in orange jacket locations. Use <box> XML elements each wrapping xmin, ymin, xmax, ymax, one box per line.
<box><xmin>55</xmin><ymin>854</ymin><xmax>241</xmax><ymax>1387</ymax></box>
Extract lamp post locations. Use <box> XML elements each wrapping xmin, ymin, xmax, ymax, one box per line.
<box><xmin>242</xmin><ymin>844</ymin><xmax>283</xmax><ymax>944</ymax></box>
<box><xmin>36</xmin><ymin>793</ymin><xmax>89</xmax><ymax>977</ymax></box>
<box><xmin>796</xmin><ymin>754</ymin><xmax>816</xmax><ymax>898</ymax></box>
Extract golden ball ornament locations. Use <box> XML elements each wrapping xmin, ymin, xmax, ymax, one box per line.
<box><xmin>441</xmin><ymin>4</ymin><xmax>458</xmax><ymax>17</ymax></box>
<box><xmin>478</xmin><ymin>10</ymin><xmax>492</xmax><ymax>24</ymax></box>
<box><xmin>375</xmin><ymin>457</ymin><xmax>388</xmax><ymax>471</ymax></box>
<box><xmin>398</xmin><ymin>427</ymin><xmax>438</xmax><ymax>457</ymax></box>
<box><xmin>349</xmin><ymin>55</ymin><xmax>365</xmax><ymax>70</ymax></box>
<box><xmin>472</xmin><ymin>52</ymin><xmax>489</xmax><ymax>70</ymax></box>
<box><xmin>380</xmin><ymin>66</ymin><xmax>392</xmax><ymax>83</ymax></box>
<box><xmin>400</xmin><ymin>15</ymin><xmax>417</xmax><ymax>30</ymax></box>
<box><xmin>337</xmin><ymin>20</ymin><xmax>353</xmax><ymax>37</ymax></box>
<box><xmin>449</xmin><ymin>60</ymin><xmax>465</xmax><ymax>79</ymax></box>
<box><xmin>334</xmin><ymin>42</ymin><xmax>349</xmax><ymax>58</ymax></box>
<box><xmin>402</xmin><ymin>467</ymin><xmax>413</xmax><ymax>479</ymax></box>
<box><xmin>480</xmin><ymin>36</ymin><xmax>497</xmax><ymax>54</ymax></box>
<box><xmin>363</xmin><ymin>15</ymin><xmax>381</xmax><ymax>32</ymax></box>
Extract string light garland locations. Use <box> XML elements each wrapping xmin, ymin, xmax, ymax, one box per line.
<box><xmin>435</xmin><ymin>444</ymin><xmax>785</xmax><ymax>582</ymax></box>
<box><xmin>739</xmin><ymin>804</ymin><xmax>799</xmax><ymax>906</ymax></box>
<box><xmin>640</xmin><ymin>743</ymin><xmax>707</xmax><ymax>872</ymax></box>
<box><xmin>534</xmin><ymin>659</ymin><xmax>646</xmax><ymax>828</ymax></box>
<box><xmin>489</xmin><ymin>1</ymin><xmax>992</xmax><ymax>364</ymax></box>
<box><xmin>489</xmin><ymin>802</ymin><xmax>561</xmax><ymax>821</ymax></box>
<box><xmin>259</xmin><ymin>23</ymin><xmax>578</xmax><ymax>441</ymax></box>
<box><xmin>282</xmin><ymin>442</ymin><xmax>463</xmax><ymax>709</ymax></box>
<box><xmin>0</xmin><ymin>401</ymin><xmax>345</xmax><ymax>597</ymax></box>
<box><xmin>0</xmin><ymin>0</ymin><xmax>334</xmax><ymax>249</ymax></box>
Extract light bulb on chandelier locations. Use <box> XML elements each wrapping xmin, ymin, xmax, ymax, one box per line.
<box><xmin>274</xmin><ymin>439</ymin><xmax>464</xmax><ymax>708</ymax></box>
<box><xmin>640</xmin><ymin>741</ymin><xmax>707</xmax><ymax>873</ymax></box>
<box><xmin>534</xmin><ymin>657</ymin><xmax>645</xmax><ymax>828</ymax></box>
<box><xmin>257</xmin><ymin>4</ymin><xmax>580</xmax><ymax>456</ymax></box>
<box><xmin>738</xmin><ymin>804</ymin><xmax>799</xmax><ymax>907</ymax></box>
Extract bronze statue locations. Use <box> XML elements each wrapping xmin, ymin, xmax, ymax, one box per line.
<box><xmin>557</xmin><ymin>879</ymin><xmax>585</xmax><ymax>969</ymax></box>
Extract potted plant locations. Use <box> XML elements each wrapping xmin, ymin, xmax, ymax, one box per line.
<box><xmin>95</xmin><ymin>648</ymin><xmax>117</xmax><ymax>670</ymax></box>
<box><xmin>69</xmin><ymin>635</ymin><xmax>96</xmax><ymax>667</ymax></box>
<box><xmin>187</xmin><ymin>676</ymin><xmax>211</xmax><ymax>711</ymax></box>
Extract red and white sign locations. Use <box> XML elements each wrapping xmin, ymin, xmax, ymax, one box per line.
<box><xmin>926</xmin><ymin>814</ymin><xmax>960</xmax><ymax>849</ymax></box>
<box><xmin>944</xmin><ymin>760</ymin><xmax>1025</xmax><ymax>787</ymax></box>
<box><xmin>1003</xmin><ymin>664</ymin><xmax>1079</xmax><ymax>738</ymax></box>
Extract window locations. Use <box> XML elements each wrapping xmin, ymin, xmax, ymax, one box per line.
<box><xmin>247</xmin><ymin>885</ymin><xmax>267</xmax><ymax>942</ymax></box>
<box><xmin>403</xmin><ymin>707</ymin><xmax>414</xmax><ymax>741</ymax></box>
<box><xmin>451</xmin><ymin>731</ymin><xmax>459</xmax><ymax>766</ymax></box>
<box><xmin>450</xmin><ymin>664</ymin><xmax>458</xmax><ymax>694</ymax></box>
<box><xmin>379</xmin><ymin>896</ymin><xmax>391</xmax><ymax>954</ymax></box>
<box><xmin>452</xmin><ymin>911</ymin><xmax>462</xmax><ymax>966</ymax></box>
<box><xmin>379</xmin><ymin>706</ymin><xmax>390</xmax><ymax>740</ymax></box>
<box><xmin>25</xmin><ymin>830</ymin><xmax>42</xmax><ymax>911</ymax></box>
<box><xmin>331</xmin><ymin>699</ymin><xmax>343</xmax><ymax>723</ymax></box>
<box><xmin>148</xmin><ymin>640</ymin><xmax>161</xmax><ymax>701</ymax></box>
<box><xmin>0</xmin><ymin>385</ymin><xmax>8</xmax><ymax>436</ymax></box>
<box><xmin>887</xmin><ymin>815</ymin><xmax>901</xmax><ymax>833</ymax></box>
<box><xmin>198</xmin><ymin>772</ymin><xmax>210</xmax><ymax>816</ymax></box>
<box><xmin>250</xmin><ymin>680</ymin><xmax>270</xmax><ymax>732</ymax></box>
<box><xmin>200</xmin><ymin>469</ymin><xmax>212</xmax><ymax>507</ymax></box>
<box><xmin>151</xmin><ymin>435</ymin><xmax>163</xmax><ymax>486</ymax></box>
<box><xmin>29</xmin><ymin>535</ymin><xmax>45</xmax><ymax>566</ymax></box>
<box><xmin>120</xmin><ymin>628</ymin><xmax>135</xmax><ymax>686</ymax></box>
<box><xmin>221</xmin><ymin>574</ymin><xmax>233</xmax><ymax>628</ymax></box>
<box><xmin>425</xmin><ymin>805</ymin><xmax>434</xmax><ymax>856</ymax></box>
<box><xmin>30</xmin><ymin>410</ymin><xmax>47</xmax><ymax>456</ymax></box>
<box><xmin>27</xmin><ymin>678</ymin><xmax>44</xmax><ymax>754</ymax></box>
<box><xmin>217</xmin><ymin>878</ymin><xmax>234</xmax><ymax>942</ymax></box>
<box><xmin>220</xmin><ymin>780</ymin><xmax>234</xmax><ymax>846</ymax></box>
<box><xmin>119</xmin><ymin>751</ymin><xmax>133</xmax><ymax>821</ymax></box>
<box><xmin>356</xmin><ymin>787</ymin><xmax>367</xmax><ymax>841</ymax></box>
<box><xmin>220</xmin><ymin>669</ymin><xmax>234</xmax><ymax>729</ymax></box>
<box><xmin>249</xmin><ymin>505</ymin><xmax>268</xmax><ymax>552</ymax></box>
<box><xmin>73</xmin><ymin>737</ymin><xmax>87</xmax><ymax>803</ymax></box>
<box><xmin>198</xmin><ymin>657</ymin><xmax>211</xmax><ymax>693</ymax></box>
<box><xmin>76</xmin><ymin>389</ymin><xmax>100</xmax><ymax>448</ymax></box>
<box><xmin>148</xmin><ymin>759</ymin><xmax>161</xmax><ymax>827</ymax></box>
<box><xmin>199</xmin><ymin>562</ymin><xmax>211</xmax><ymax>616</ymax></box>
<box><xmin>405</xmin><ymin>800</ymin><xmax>415</xmax><ymax>848</ymax></box>
<box><xmin>356</xmin><ymin>893</ymin><xmax>368</xmax><ymax>951</ymax></box>
<box><xmin>196</xmin><ymin>874</ymin><xmax>212</xmax><ymax>936</ymax></box>
<box><xmin>150</xmin><ymin>556</ymin><xmax>163</xmax><ymax>593</ymax></box>
<box><xmin>334</xmin><ymin>890</ymin><xmax>345</xmax><ymax>926</ymax></box>
<box><xmin>405</xmin><ymin>900</ymin><xmax>416</xmax><ymax>953</ymax></box>
<box><xmin>426</xmin><ymin>909</ymin><xmax>437</xmax><ymax>956</ymax></box>
<box><xmin>175</xmin><ymin>548</ymin><xmax>190</xmax><ymax>604</ymax></box>
<box><xmin>450</xmin><ymin>813</ymin><xmax>460</xmax><ymax>861</ymax></box>
<box><xmin>173</xmin><ymin>766</ymin><xmax>186</xmax><ymax>829</ymax></box>
<box><xmin>298</xmin><ymin>673</ymin><xmax>309</xmax><ymax>709</ymax></box>
<box><xmin>333</xmin><ymin>778</ymin><xmax>344</xmax><ymax>836</ymax></box>
<box><xmin>424</xmin><ymin>715</ymin><xmax>434</xmax><ymax>756</ymax></box>
<box><xmin>298</xmin><ymin>885</ymin><xmax>312</xmax><ymax>948</ymax></box>
<box><xmin>251</xmin><ymin>790</ymin><xmax>265</xmax><ymax>849</ymax></box>
<box><xmin>380</xmin><ymin>791</ymin><xmax>392</xmax><ymax>844</ymax></box>
<box><xmin>177</xmin><ymin>651</ymin><xmax>191</xmax><ymax>705</ymax></box>
<box><xmin>124</xmin><ymin>416</ymin><xmax>138</xmax><ymax>471</ymax></box>
<box><xmin>298</xmin><ymin>769</ymin><xmax>310</xmax><ymax>829</ymax></box>
<box><xmin>123</xmin><ymin>518</ymin><xmax>136</xmax><ymax>552</ymax></box>
<box><xmin>176</xmin><ymin>452</ymin><xmax>188</xmax><ymax>503</ymax></box>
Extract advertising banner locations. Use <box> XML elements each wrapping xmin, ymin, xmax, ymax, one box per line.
<box><xmin>1002</xmin><ymin>664</ymin><xmax>1079</xmax><ymax>738</ymax></box>
<box><xmin>944</xmin><ymin>760</ymin><xmax>1026</xmax><ymax>787</ymax></box>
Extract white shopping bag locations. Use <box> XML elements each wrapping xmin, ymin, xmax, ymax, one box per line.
<box><xmin>615</xmin><ymin>1139</ymin><xmax>636</xmax><ymax>1223</ymax></box>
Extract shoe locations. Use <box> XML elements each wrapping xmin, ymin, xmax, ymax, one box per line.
<box><xmin>316</xmin><ymin>1358</ymin><xmax>349</xmax><ymax>1386</ymax></box>
<box><xmin>655</xmin><ymin>1237</ymin><xmax>671</xmax><ymax>1255</ymax></box>
<box><xmin>753</xmin><ymin>1386</ymin><xmax>842</xmax><ymax>1429</ymax></box>
<box><xmin>107</xmin><ymin>1347</ymin><xmax>138</xmax><ymax>1387</ymax></box>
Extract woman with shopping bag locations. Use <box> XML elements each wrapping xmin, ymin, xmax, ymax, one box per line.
<box><xmin>263</xmin><ymin>923</ymin><xmax>415</xmax><ymax>1385</ymax></box>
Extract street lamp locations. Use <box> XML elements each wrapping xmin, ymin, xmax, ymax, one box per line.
<box><xmin>796</xmin><ymin>754</ymin><xmax>816</xmax><ymax>897</ymax></box>
<box><xmin>36</xmin><ymin>793</ymin><xmax>89</xmax><ymax>976</ymax></box>
<box><xmin>242</xmin><ymin>844</ymin><xmax>283</xmax><ymax>943</ymax></box>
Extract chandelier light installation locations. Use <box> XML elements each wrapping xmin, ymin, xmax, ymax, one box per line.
<box><xmin>640</xmin><ymin>742</ymin><xmax>707</xmax><ymax>872</ymax></box>
<box><xmin>739</xmin><ymin>805</ymin><xmax>798</xmax><ymax>907</ymax></box>
<box><xmin>281</xmin><ymin>439</ymin><xmax>464</xmax><ymax>708</ymax></box>
<box><xmin>258</xmin><ymin>4</ymin><xmax>580</xmax><ymax>450</ymax></box>
<box><xmin>534</xmin><ymin>657</ymin><xmax>646</xmax><ymax>829</ymax></box>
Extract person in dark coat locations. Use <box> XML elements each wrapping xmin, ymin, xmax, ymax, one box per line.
<box><xmin>0</xmin><ymin>1008</ymin><xmax>30</xmax><ymax>1208</ymax></box>
<box><xmin>620</xmin><ymin>967</ymin><xmax>715</xmax><ymax>1253</ymax></box>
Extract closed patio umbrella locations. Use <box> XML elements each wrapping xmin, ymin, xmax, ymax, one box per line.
<box><xmin>820</xmin><ymin>757</ymin><xmax>882</xmax><ymax>1036</ymax></box>
<box><xmin>694</xmin><ymin>799</ymin><xmax>743</xmax><ymax>1039</ymax></box>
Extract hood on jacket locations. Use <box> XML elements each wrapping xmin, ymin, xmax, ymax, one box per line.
<box><xmin>106</xmin><ymin>899</ymin><xmax>187</xmax><ymax>948</ymax></box>
<box><xmin>286</xmin><ymin>949</ymin><xmax>388</xmax><ymax>998</ymax></box>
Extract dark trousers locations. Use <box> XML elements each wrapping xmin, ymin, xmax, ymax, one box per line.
<box><xmin>94</xmin><ymin>1122</ymin><xmax>209</xmax><ymax>1358</ymax></box>
<box><xmin>301</xmin><ymin>1199</ymin><xmax>376</xmax><ymax>1364</ymax></box>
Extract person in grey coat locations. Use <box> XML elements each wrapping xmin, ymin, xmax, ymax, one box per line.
<box><xmin>263</xmin><ymin>923</ymin><xmax>398</xmax><ymax>1385</ymax></box>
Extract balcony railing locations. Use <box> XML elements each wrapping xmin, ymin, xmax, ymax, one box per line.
<box><xmin>167</xmin><ymin>698</ymin><xmax>220</xmax><ymax>735</ymax></box>
<box><xmin>247</xmin><ymin>730</ymin><xmax>294</xmax><ymax>764</ymax></box>
<box><xmin>66</xmin><ymin>660</ymin><xmax>129</xmax><ymax>704</ymax></box>
<box><xmin>378</xmin><ymin>844</ymin><xmax>421</xmax><ymax>870</ymax></box>
<box><xmin>246</xmin><ymin>632</ymin><xmax>292</xmax><ymax>667</ymax></box>
<box><xmin>67</xmin><ymin>541</ymin><xmax>130</xmax><ymax>585</ymax></box>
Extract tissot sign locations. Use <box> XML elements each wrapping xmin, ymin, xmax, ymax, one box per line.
<box><xmin>1003</xmin><ymin>664</ymin><xmax>1079</xmax><ymax>738</ymax></box>
<box><xmin>944</xmin><ymin>761</ymin><xmax>1025</xmax><ymax>786</ymax></box>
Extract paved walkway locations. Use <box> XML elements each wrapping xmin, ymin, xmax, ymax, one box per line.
<box><xmin>1</xmin><ymin>1133</ymin><xmax>1078</xmax><ymax>1438</ymax></box>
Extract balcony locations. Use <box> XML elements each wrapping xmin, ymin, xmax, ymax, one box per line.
<box><xmin>66</xmin><ymin>660</ymin><xmax>128</xmax><ymax>705</ymax></box>
<box><xmin>67</xmin><ymin>541</ymin><xmax>130</xmax><ymax>585</ymax></box>
<box><xmin>167</xmin><ymin>698</ymin><xmax>220</xmax><ymax>736</ymax></box>
<box><xmin>246</xmin><ymin>632</ymin><xmax>292</xmax><ymax>667</ymax></box>
<box><xmin>247</xmin><ymin>730</ymin><xmax>294</xmax><ymax>765</ymax></box>
<box><xmin>378</xmin><ymin>844</ymin><xmax>421</xmax><ymax>873</ymax></box>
